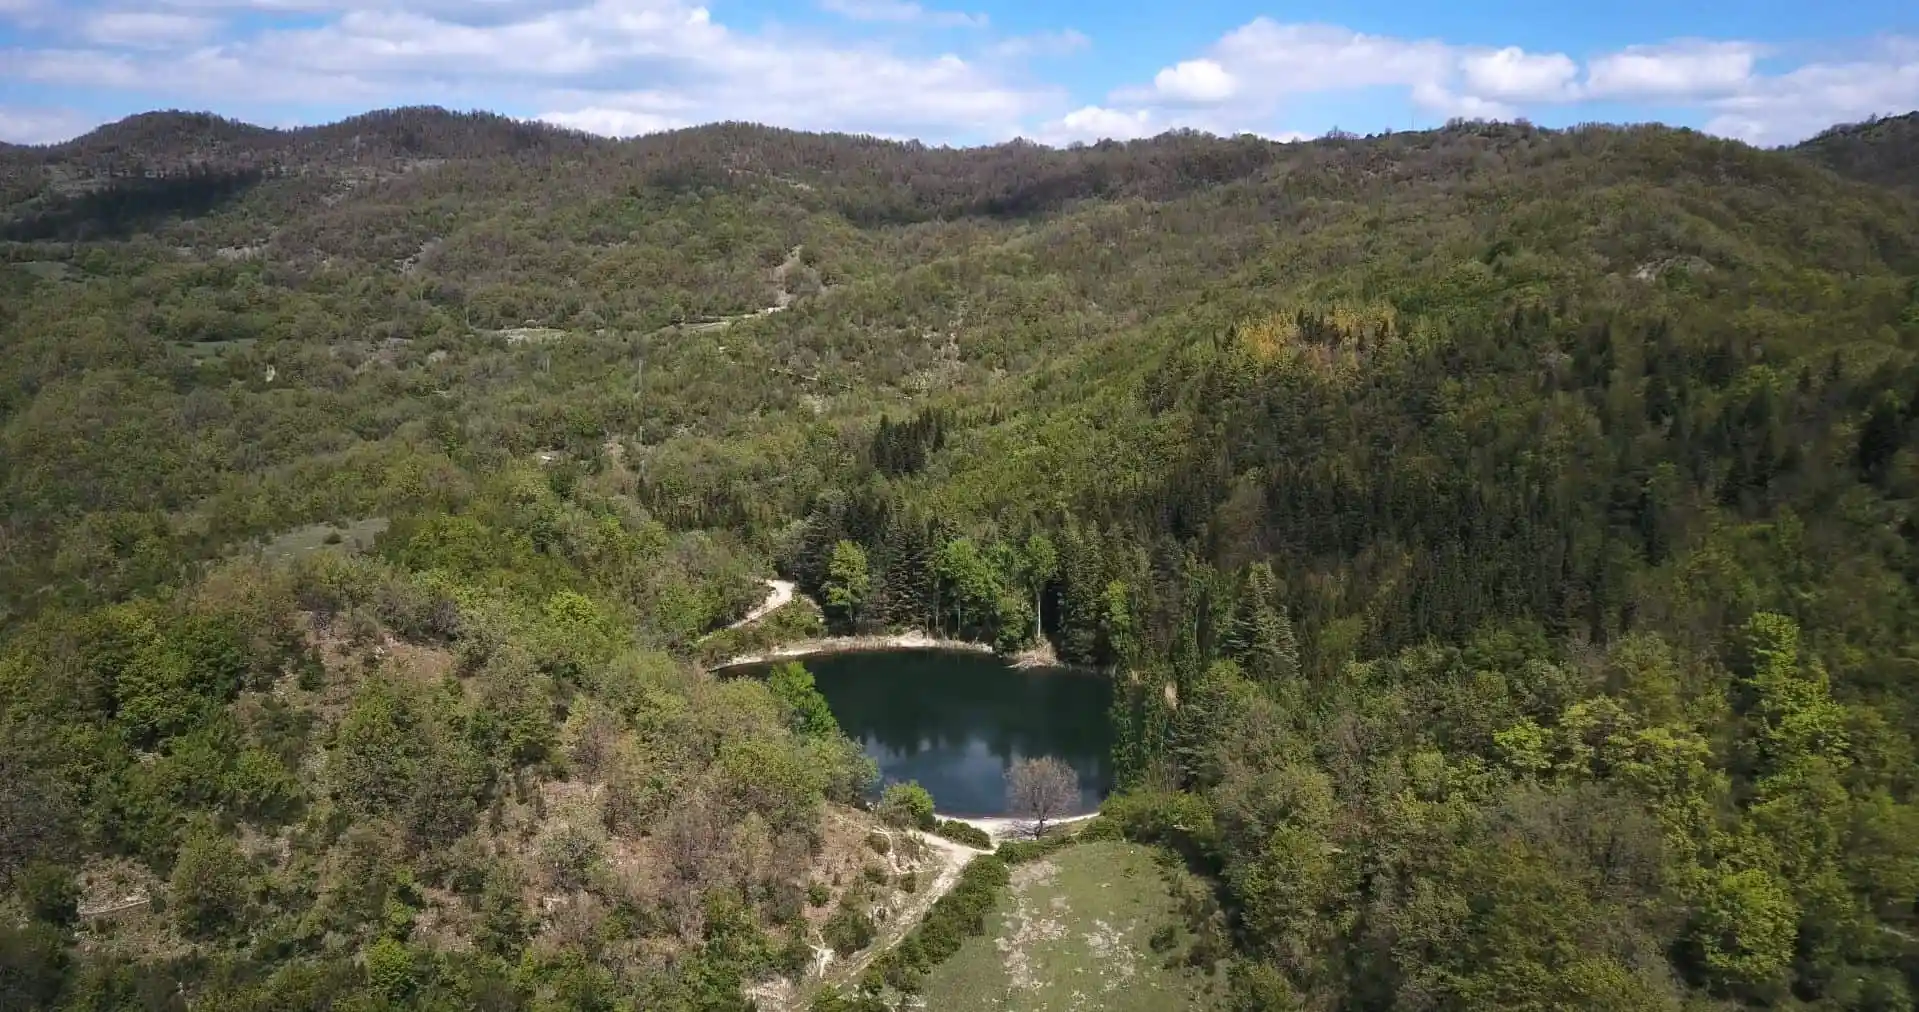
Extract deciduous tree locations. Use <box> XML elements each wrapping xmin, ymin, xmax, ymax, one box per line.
<box><xmin>1005</xmin><ymin>756</ymin><xmax>1078</xmax><ymax>834</ymax></box>
<box><xmin>823</xmin><ymin>540</ymin><xmax>870</xmax><ymax>632</ymax></box>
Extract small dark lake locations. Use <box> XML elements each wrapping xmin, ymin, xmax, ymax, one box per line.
<box><xmin>735</xmin><ymin>649</ymin><xmax>1113</xmax><ymax>817</ymax></box>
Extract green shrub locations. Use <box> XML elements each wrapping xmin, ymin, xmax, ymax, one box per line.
<box><xmin>995</xmin><ymin>840</ymin><xmax>1043</xmax><ymax>864</ymax></box>
<box><xmin>822</xmin><ymin>904</ymin><xmax>876</xmax><ymax>957</ymax></box>
<box><xmin>1101</xmin><ymin>790</ymin><xmax>1218</xmax><ymax>860</ymax></box>
<box><xmin>294</xmin><ymin>650</ymin><xmax>326</xmax><ymax>691</ymax></box>
<box><xmin>991</xmin><ymin>829</ymin><xmax>1079</xmax><ymax>868</ymax></box>
<box><xmin>0</xmin><ymin>922</ymin><xmax>69</xmax><ymax>1008</ymax></box>
<box><xmin>864</xmin><ymin>832</ymin><xmax>891</xmax><ymax>855</ymax></box>
<box><xmin>776</xmin><ymin>928</ymin><xmax>814</xmax><ymax>977</ymax></box>
<box><xmin>169</xmin><ymin>825</ymin><xmax>251</xmax><ymax>939</ymax></box>
<box><xmin>225</xmin><ymin>747</ymin><xmax>303</xmax><ymax>822</ymax></box>
<box><xmin>878</xmin><ymin>781</ymin><xmax>936</xmax><ymax>830</ymax></box>
<box><xmin>809</xmin><ymin>985</ymin><xmax>890</xmax><ymax>1012</ymax></box>
<box><xmin>1148</xmin><ymin>923</ymin><xmax>1179</xmax><ymax>953</ymax></box>
<box><xmin>765</xmin><ymin>880</ymin><xmax>806</xmax><ymax>925</ymax></box>
<box><xmin>538</xmin><ymin>821</ymin><xmax>605</xmax><ymax>891</ymax></box>
<box><xmin>807</xmin><ymin>881</ymin><xmax>832</xmax><ymax>907</ymax></box>
<box><xmin>14</xmin><ymin>861</ymin><xmax>78</xmax><ymax>927</ymax></box>
<box><xmin>1074</xmin><ymin>815</ymin><xmax>1123</xmax><ymax>842</ymax></box>
<box><xmin>364</xmin><ymin>937</ymin><xmax>417</xmax><ymax>1002</ymax></box>
<box><xmin>934</xmin><ymin>819</ymin><xmax>993</xmax><ymax>849</ymax></box>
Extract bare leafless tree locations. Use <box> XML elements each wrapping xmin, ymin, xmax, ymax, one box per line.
<box><xmin>1005</xmin><ymin>756</ymin><xmax>1078</xmax><ymax>836</ymax></box>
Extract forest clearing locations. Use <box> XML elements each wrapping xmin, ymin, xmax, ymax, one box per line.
<box><xmin>916</xmin><ymin>842</ymin><xmax>1224</xmax><ymax>1012</ymax></box>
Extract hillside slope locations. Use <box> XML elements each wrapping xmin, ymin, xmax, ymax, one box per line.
<box><xmin>4</xmin><ymin>110</ymin><xmax>1919</xmax><ymax>1011</ymax></box>
<box><xmin>1795</xmin><ymin>111</ymin><xmax>1919</xmax><ymax>193</ymax></box>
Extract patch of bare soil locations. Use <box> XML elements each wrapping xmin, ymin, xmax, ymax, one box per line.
<box><xmin>997</xmin><ymin>859</ymin><xmax>1066</xmax><ymax>992</ymax></box>
<box><xmin>1081</xmin><ymin>918</ymin><xmax>1136</xmax><ymax>992</ymax></box>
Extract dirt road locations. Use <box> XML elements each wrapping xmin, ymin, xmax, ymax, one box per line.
<box><xmin>726</xmin><ymin>578</ymin><xmax>796</xmax><ymax>630</ymax></box>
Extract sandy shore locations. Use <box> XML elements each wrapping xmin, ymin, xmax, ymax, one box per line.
<box><xmin>708</xmin><ymin>579</ymin><xmax>1080</xmax><ymax>673</ymax></box>
<box><xmin>709</xmin><ymin>630</ymin><xmax>998</xmax><ymax>670</ymax></box>
<box><xmin>939</xmin><ymin>811</ymin><xmax>1100</xmax><ymax>842</ymax></box>
<box><xmin>710</xmin><ymin>631</ymin><xmax>1080</xmax><ymax>673</ymax></box>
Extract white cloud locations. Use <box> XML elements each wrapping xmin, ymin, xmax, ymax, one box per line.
<box><xmin>1036</xmin><ymin>104</ymin><xmax>1154</xmax><ymax>144</ymax></box>
<box><xmin>0</xmin><ymin>105</ymin><xmax>94</xmax><ymax>144</ymax></box>
<box><xmin>819</xmin><ymin>0</ymin><xmax>985</xmax><ymax>29</ymax></box>
<box><xmin>1032</xmin><ymin>104</ymin><xmax>1324</xmax><ymax>147</ymax></box>
<box><xmin>1153</xmin><ymin>59</ymin><xmax>1235</xmax><ymax>103</ymax></box>
<box><xmin>0</xmin><ymin>0</ymin><xmax>61</xmax><ymax>30</ymax></box>
<box><xmin>3</xmin><ymin>0</ymin><xmax>1060</xmax><ymax>141</ymax></box>
<box><xmin>1209</xmin><ymin>20</ymin><xmax>1455</xmax><ymax>94</ymax></box>
<box><xmin>82</xmin><ymin>11</ymin><xmax>222</xmax><ymax>48</ymax></box>
<box><xmin>1113</xmin><ymin>20</ymin><xmax>1487</xmax><ymax>133</ymax></box>
<box><xmin>1585</xmin><ymin>40</ymin><xmax>1760</xmax><ymax>98</ymax></box>
<box><xmin>11</xmin><ymin>45</ymin><xmax>383</xmax><ymax>103</ymax></box>
<box><xmin>143</xmin><ymin>0</ymin><xmax>568</xmax><ymax>13</ymax></box>
<box><xmin>522</xmin><ymin>38</ymin><xmax>1051</xmax><ymax>138</ymax></box>
<box><xmin>1701</xmin><ymin>37</ymin><xmax>1919</xmax><ymax>145</ymax></box>
<box><xmin>1411</xmin><ymin>81</ymin><xmax>1515</xmax><ymax>120</ymax></box>
<box><xmin>1100</xmin><ymin>20</ymin><xmax>1917</xmax><ymax>145</ymax></box>
<box><xmin>989</xmin><ymin>28</ymin><xmax>1088</xmax><ymax>60</ymax></box>
<box><xmin>1460</xmin><ymin>46</ymin><xmax>1577</xmax><ymax>100</ymax></box>
<box><xmin>536</xmin><ymin>106</ymin><xmax>685</xmax><ymax>136</ymax></box>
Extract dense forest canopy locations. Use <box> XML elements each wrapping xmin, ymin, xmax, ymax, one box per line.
<box><xmin>2</xmin><ymin>105</ymin><xmax>1918</xmax><ymax>1011</ymax></box>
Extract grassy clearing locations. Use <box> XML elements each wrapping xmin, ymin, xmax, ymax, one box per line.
<box><xmin>257</xmin><ymin>517</ymin><xmax>391</xmax><ymax>563</ymax></box>
<box><xmin>15</xmin><ymin>260</ymin><xmax>75</xmax><ymax>282</ymax></box>
<box><xmin>917</xmin><ymin>841</ymin><xmax>1224</xmax><ymax>1012</ymax></box>
<box><xmin>178</xmin><ymin>337</ymin><xmax>260</xmax><ymax>359</ymax></box>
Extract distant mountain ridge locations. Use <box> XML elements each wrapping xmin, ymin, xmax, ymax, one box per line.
<box><xmin>2</xmin><ymin>106</ymin><xmax>602</xmax><ymax>176</ymax></box>
<box><xmin>11</xmin><ymin>105</ymin><xmax>1919</xmax><ymax>199</ymax></box>
<box><xmin>3</xmin><ymin>105</ymin><xmax>1916</xmax><ymax>248</ymax></box>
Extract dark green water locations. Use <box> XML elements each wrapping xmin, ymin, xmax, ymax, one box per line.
<box><xmin>742</xmin><ymin>649</ymin><xmax>1114</xmax><ymax>817</ymax></box>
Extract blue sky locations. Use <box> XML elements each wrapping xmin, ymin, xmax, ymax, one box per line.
<box><xmin>1</xmin><ymin>0</ymin><xmax>1915</xmax><ymax>147</ymax></box>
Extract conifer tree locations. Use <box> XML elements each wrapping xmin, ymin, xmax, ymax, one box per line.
<box><xmin>1227</xmin><ymin>563</ymin><xmax>1300</xmax><ymax>683</ymax></box>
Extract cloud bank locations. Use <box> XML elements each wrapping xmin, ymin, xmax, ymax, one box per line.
<box><xmin>1039</xmin><ymin>21</ymin><xmax>1918</xmax><ymax>147</ymax></box>
<box><xmin>0</xmin><ymin>2</ymin><xmax>1913</xmax><ymax>147</ymax></box>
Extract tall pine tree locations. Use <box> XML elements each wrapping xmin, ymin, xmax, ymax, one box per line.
<box><xmin>1226</xmin><ymin>563</ymin><xmax>1300</xmax><ymax>683</ymax></box>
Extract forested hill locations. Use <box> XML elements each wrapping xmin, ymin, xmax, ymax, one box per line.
<box><xmin>2</xmin><ymin>107</ymin><xmax>601</xmax><ymax>174</ymax></box>
<box><xmin>4</xmin><ymin>108</ymin><xmax>1919</xmax><ymax>1010</ymax></box>
<box><xmin>1794</xmin><ymin>112</ymin><xmax>1919</xmax><ymax>193</ymax></box>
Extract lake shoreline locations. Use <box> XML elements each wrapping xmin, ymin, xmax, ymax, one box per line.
<box><xmin>937</xmin><ymin>811</ymin><xmax>1101</xmax><ymax>842</ymax></box>
<box><xmin>708</xmin><ymin>631</ymin><xmax>1084</xmax><ymax>673</ymax></box>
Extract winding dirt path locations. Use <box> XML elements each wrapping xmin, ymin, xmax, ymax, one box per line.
<box><xmin>751</xmin><ymin>809</ymin><xmax>989</xmax><ymax>1011</ymax></box>
<box><xmin>727</xmin><ymin>578</ymin><xmax>796</xmax><ymax>630</ymax></box>
<box><xmin>818</xmin><ymin>813</ymin><xmax>991</xmax><ymax>993</ymax></box>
